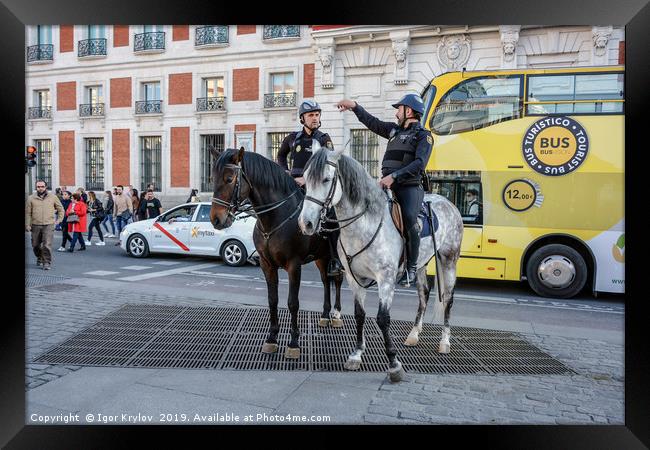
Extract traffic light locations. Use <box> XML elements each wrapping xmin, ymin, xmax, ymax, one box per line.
<box><xmin>25</xmin><ymin>146</ymin><xmax>37</xmax><ymax>172</ymax></box>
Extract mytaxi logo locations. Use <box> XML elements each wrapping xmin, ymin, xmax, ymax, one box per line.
<box><xmin>191</xmin><ymin>226</ymin><xmax>199</xmax><ymax>238</ymax></box>
<box><xmin>612</xmin><ymin>234</ymin><xmax>624</xmax><ymax>263</ymax></box>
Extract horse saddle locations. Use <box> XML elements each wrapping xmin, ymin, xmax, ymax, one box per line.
<box><xmin>389</xmin><ymin>199</ymin><xmax>439</xmax><ymax>239</ymax></box>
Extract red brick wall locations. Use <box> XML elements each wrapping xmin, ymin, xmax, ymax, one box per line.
<box><xmin>110</xmin><ymin>77</ymin><xmax>132</xmax><ymax>108</ymax></box>
<box><xmin>168</xmin><ymin>73</ymin><xmax>192</xmax><ymax>105</ymax></box>
<box><xmin>233</xmin><ymin>68</ymin><xmax>259</xmax><ymax>101</ymax></box>
<box><xmin>235</xmin><ymin>124</ymin><xmax>257</xmax><ymax>151</ymax></box>
<box><xmin>619</xmin><ymin>41</ymin><xmax>625</xmax><ymax>64</ymax></box>
<box><xmin>237</xmin><ymin>25</ymin><xmax>256</xmax><ymax>35</ymax></box>
<box><xmin>173</xmin><ymin>25</ymin><xmax>189</xmax><ymax>41</ymax></box>
<box><xmin>312</xmin><ymin>25</ymin><xmax>350</xmax><ymax>31</ymax></box>
<box><xmin>303</xmin><ymin>63</ymin><xmax>315</xmax><ymax>98</ymax></box>
<box><xmin>59</xmin><ymin>25</ymin><xmax>74</xmax><ymax>52</ymax></box>
<box><xmin>56</xmin><ymin>82</ymin><xmax>76</xmax><ymax>111</ymax></box>
<box><xmin>113</xmin><ymin>25</ymin><xmax>129</xmax><ymax>47</ymax></box>
<box><xmin>112</xmin><ymin>129</ymin><xmax>130</xmax><ymax>186</ymax></box>
<box><xmin>59</xmin><ymin>131</ymin><xmax>75</xmax><ymax>186</ymax></box>
<box><xmin>170</xmin><ymin>127</ymin><xmax>190</xmax><ymax>187</ymax></box>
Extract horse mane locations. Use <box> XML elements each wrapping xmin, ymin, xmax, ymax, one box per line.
<box><xmin>216</xmin><ymin>149</ymin><xmax>301</xmax><ymax>195</ymax></box>
<box><xmin>305</xmin><ymin>148</ymin><xmax>385</xmax><ymax>216</ymax></box>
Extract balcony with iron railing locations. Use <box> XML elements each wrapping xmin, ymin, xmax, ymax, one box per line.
<box><xmin>27</xmin><ymin>44</ymin><xmax>53</xmax><ymax>63</ymax></box>
<box><xmin>196</xmin><ymin>97</ymin><xmax>227</xmax><ymax>112</ymax></box>
<box><xmin>28</xmin><ymin>107</ymin><xmax>52</xmax><ymax>120</ymax></box>
<box><xmin>262</xmin><ymin>25</ymin><xmax>300</xmax><ymax>41</ymax></box>
<box><xmin>195</xmin><ymin>26</ymin><xmax>229</xmax><ymax>47</ymax></box>
<box><xmin>135</xmin><ymin>100</ymin><xmax>163</xmax><ymax>114</ymax></box>
<box><xmin>79</xmin><ymin>103</ymin><xmax>105</xmax><ymax>117</ymax></box>
<box><xmin>264</xmin><ymin>92</ymin><xmax>297</xmax><ymax>109</ymax></box>
<box><xmin>134</xmin><ymin>32</ymin><xmax>165</xmax><ymax>53</ymax></box>
<box><xmin>78</xmin><ymin>38</ymin><xmax>107</xmax><ymax>58</ymax></box>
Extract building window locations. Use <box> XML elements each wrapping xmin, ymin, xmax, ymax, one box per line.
<box><xmin>200</xmin><ymin>134</ymin><xmax>225</xmax><ymax>193</ymax></box>
<box><xmin>85</xmin><ymin>138</ymin><xmax>104</xmax><ymax>191</ymax></box>
<box><xmin>34</xmin><ymin>139</ymin><xmax>52</xmax><ymax>188</ymax></box>
<box><xmin>80</xmin><ymin>85</ymin><xmax>104</xmax><ymax>117</ymax></box>
<box><xmin>78</xmin><ymin>25</ymin><xmax>107</xmax><ymax>57</ymax></box>
<box><xmin>27</xmin><ymin>25</ymin><xmax>53</xmax><ymax>62</ymax></box>
<box><xmin>195</xmin><ymin>25</ymin><xmax>229</xmax><ymax>46</ymax></box>
<box><xmin>134</xmin><ymin>25</ymin><xmax>165</xmax><ymax>52</ymax></box>
<box><xmin>350</xmin><ymin>129</ymin><xmax>380</xmax><ymax>179</ymax></box>
<box><xmin>430</xmin><ymin>76</ymin><xmax>522</xmax><ymax>135</ymax></box>
<box><xmin>267</xmin><ymin>132</ymin><xmax>291</xmax><ymax>166</ymax></box>
<box><xmin>29</xmin><ymin>90</ymin><xmax>52</xmax><ymax>119</ymax></box>
<box><xmin>141</xmin><ymin>136</ymin><xmax>162</xmax><ymax>192</ymax></box>
<box><xmin>262</xmin><ymin>25</ymin><xmax>300</xmax><ymax>40</ymax></box>
<box><xmin>264</xmin><ymin>72</ymin><xmax>296</xmax><ymax>108</ymax></box>
<box><xmin>136</xmin><ymin>82</ymin><xmax>162</xmax><ymax>114</ymax></box>
<box><xmin>197</xmin><ymin>77</ymin><xmax>226</xmax><ymax>112</ymax></box>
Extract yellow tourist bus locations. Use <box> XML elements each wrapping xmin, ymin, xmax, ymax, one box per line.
<box><xmin>421</xmin><ymin>66</ymin><xmax>624</xmax><ymax>298</ymax></box>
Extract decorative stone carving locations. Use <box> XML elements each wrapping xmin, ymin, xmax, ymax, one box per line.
<box><xmin>390</xmin><ymin>31</ymin><xmax>410</xmax><ymax>85</ymax></box>
<box><xmin>437</xmin><ymin>34</ymin><xmax>471</xmax><ymax>71</ymax></box>
<box><xmin>315</xmin><ymin>38</ymin><xmax>336</xmax><ymax>89</ymax></box>
<box><xmin>592</xmin><ymin>26</ymin><xmax>613</xmax><ymax>57</ymax></box>
<box><xmin>499</xmin><ymin>25</ymin><xmax>520</xmax><ymax>63</ymax></box>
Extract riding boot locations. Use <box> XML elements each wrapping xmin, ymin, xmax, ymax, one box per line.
<box><xmin>326</xmin><ymin>228</ymin><xmax>344</xmax><ymax>277</ymax></box>
<box><xmin>398</xmin><ymin>225</ymin><xmax>420</xmax><ymax>286</ymax></box>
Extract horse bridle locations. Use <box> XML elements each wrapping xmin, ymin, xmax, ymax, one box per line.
<box><xmin>211</xmin><ymin>162</ymin><xmax>301</xmax><ymax>240</ymax></box>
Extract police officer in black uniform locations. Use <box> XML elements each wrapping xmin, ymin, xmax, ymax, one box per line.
<box><xmin>277</xmin><ymin>100</ymin><xmax>344</xmax><ymax>276</ymax></box>
<box><xmin>336</xmin><ymin>94</ymin><xmax>433</xmax><ymax>286</ymax></box>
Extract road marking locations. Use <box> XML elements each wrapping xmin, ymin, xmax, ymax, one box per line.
<box><xmin>84</xmin><ymin>270</ymin><xmax>120</xmax><ymax>276</ymax></box>
<box><xmin>151</xmin><ymin>261</ymin><xmax>182</xmax><ymax>266</ymax></box>
<box><xmin>117</xmin><ymin>263</ymin><xmax>218</xmax><ymax>281</ymax></box>
<box><xmin>122</xmin><ymin>265</ymin><xmax>152</xmax><ymax>271</ymax></box>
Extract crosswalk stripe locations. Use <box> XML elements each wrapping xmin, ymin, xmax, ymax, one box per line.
<box><xmin>84</xmin><ymin>270</ymin><xmax>120</xmax><ymax>276</ymax></box>
<box><xmin>117</xmin><ymin>263</ymin><xmax>217</xmax><ymax>281</ymax></box>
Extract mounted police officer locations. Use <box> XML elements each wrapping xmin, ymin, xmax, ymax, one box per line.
<box><xmin>336</xmin><ymin>94</ymin><xmax>433</xmax><ymax>286</ymax></box>
<box><xmin>277</xmin><ymin>100</ymin><xmax>344</xmax><ymax>276</ymax></box>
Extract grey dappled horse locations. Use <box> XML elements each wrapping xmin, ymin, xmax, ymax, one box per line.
<box><xmin>298</xmin><ymin>141</ymin><xmax>463</xmax><ymax>382</ymax></box>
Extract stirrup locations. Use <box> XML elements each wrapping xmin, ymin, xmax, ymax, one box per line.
<box><xmin>327</xmin><ymin>259</ymin><xmax>344</xmax><ymax>277</ymax></box>
<box><xmin>398</xmin><ymin>267</ymin><xmax>417</xmax><ymax>286</ymax></box>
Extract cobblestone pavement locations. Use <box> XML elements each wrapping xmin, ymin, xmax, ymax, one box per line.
<box><xmin>25</xmin><ymin>279</ymin><xmax>624</xmax><ymax>425</ymax></box>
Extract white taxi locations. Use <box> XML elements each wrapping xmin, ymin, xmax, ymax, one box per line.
<box><xmin>119</xmin><ymin>202</ymin><xmax>258</xmax><ymax>266</ymax></box>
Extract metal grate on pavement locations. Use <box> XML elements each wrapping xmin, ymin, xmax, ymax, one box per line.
<box><xmin>33</xmin><ymin>303</ymin><xmax>575</xmax><ymax>375</ymax></box>
<box><xmin>26</xmin><ymin>272</ymin><xmax>71</xmax><ymax>288</ymax></box>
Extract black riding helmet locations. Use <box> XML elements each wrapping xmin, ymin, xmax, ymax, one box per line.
<box><xmin>299</xmin><ymin>100</ymin><xmax>322</xmax><ymax>130</ymax></box>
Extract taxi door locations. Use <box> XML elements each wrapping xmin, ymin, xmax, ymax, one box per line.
<box><xmin>151</xmin><ymin>205</ymin><xmax>197</xmax><ymax>253</ymax></box>
<box><xmin>189</xmin><ymin>204</ymin><xmax>222</xmax><ymax>255</ymax></box>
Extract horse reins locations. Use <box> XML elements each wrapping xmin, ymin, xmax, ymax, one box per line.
<box><xmin>211</xmin><ymin>162</ymin><xmax>302</xmax><ymax>241</ymax></box>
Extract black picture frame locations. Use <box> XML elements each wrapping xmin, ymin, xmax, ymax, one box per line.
<box><xmin>6</xmin><ymin>0</ymin><xmax>649</xmax><ymax>447</ymax></box>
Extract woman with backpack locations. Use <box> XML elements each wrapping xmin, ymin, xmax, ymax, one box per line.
<box><xmin>85</xmin><ymin>191</ymin><xmax>106</xmax><ymax>246</ymax></box>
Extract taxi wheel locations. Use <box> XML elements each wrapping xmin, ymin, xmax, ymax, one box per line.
<box><xmin>526</xmin><ymin>244</ymin><xmax>587</xmax><ymax>299</ymax></box>
<box><xmin>221</xmin><ymin>240</ymin><xmax>247</xmax><ymax>267</ymax></box>
<box><xmin>127</xmin><ymin>234</ymin><xmax>150</xmax><ymax>258</ymax></box>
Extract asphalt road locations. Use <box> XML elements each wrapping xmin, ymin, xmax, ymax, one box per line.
<box><xmin>27</xmin><ymin>232</ymin><xmax>624</xmax><ymax>343</ymax></box>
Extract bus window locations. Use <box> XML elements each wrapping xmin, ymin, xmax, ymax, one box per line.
<box><xmin>430</xmin><ymin>76</ymin><xmax>522</xmax><ymax>135</ymax></box>
<box><xmin>526</xmin><ymin>72</ymin><xmax>624</xmax><ymax>115</ymax></box>
<box><xmin>460</xmin><ymin>183</ymin><xmax>482</xmax><ymax>225</ymax></box>
<box><xmin>420</xmin><ymin>84</ymin><xmax>437</xmax><ymax>128</ymax></box>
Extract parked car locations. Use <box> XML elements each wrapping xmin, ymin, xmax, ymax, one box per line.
<box><xmin>119</xmin><ymin>202</ymin><xmax>258</xmax><ymax>266</ymax></box>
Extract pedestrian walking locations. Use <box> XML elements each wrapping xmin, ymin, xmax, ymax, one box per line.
<box><xmin>25</xmin><ymin>180</ymin><xmax>64</xmax><ymax>270</ymax></box>
<box><xmin>101</xmin><ymin>189</ymin><xmax>116</xmax><ymax>237</ymax></box>
<box><xmin>86</xmin><ymin>191</ymin><xmax>106</xmax><ymax>246</ymax></box>
<box><xmin>130</xmin><ymin>188</ymin><xmax>140</xmax><ymax>222</ymax></box>
<box><xmin>54</xmin><ymin>187</ymin><xmax>63</xmax><ymax>231</ymax></box>
<box><xmin>139</xmin><ymin>190</ymin><xmax>163</xmax><ymax>219</ymax></box>
<box><xmin>75</xmin><ymin>187</ymin><xmax>88</xmax><ymax>204</ymax></box>
<box><xmin>66</xmin><ymin>192</ymin><xmax>88</xmax><ymax>252</ymax></box>
<box><xmin>187</xmin><ymin>189</ymin><xmax>200</xmax><ymax>203</ymax></box>
<box><xmin>137</xmin><ymin>190</ymin><xmax>147</xmax><ymax>221</ymax></box>
<box><xmin>113</xmin><ymin>185</ymin><xmax>133</xmax><ymax>246</ymax></box>
<box><xmin>57</xmin><ymin>190</ymin><xmax>73</xmax><ymax>252</ymax></box>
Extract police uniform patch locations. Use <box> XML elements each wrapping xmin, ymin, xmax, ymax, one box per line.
<box><xmin>427</xmin><ymin>134</ymin><xmax>433</xmax><ymax>145</ymax></box>
<box><xmin>326</xmin><ymin>141</ymin><xmax>333</xmax><ymax>148</ymax></box>
<box><xmin>296</xmin><ymin>145</ymin><xmax>301</xmax><ymax>152</ymax></box>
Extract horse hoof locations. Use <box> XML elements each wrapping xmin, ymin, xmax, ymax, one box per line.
<box><xmin>388</xmin><ymin>362</ymin><xmax>405</xmax><ymax>383</ymax></box>
<box><xmin>318</xmin><ymin>318</ymin><xmax>330</xmax><ymax>327</ymax></box>
<box><xmin>438</xmin><ymin>343</ymin><xmax>451</xmax><ymax>354</ymax></box>
<box><xmin>330</xmin><ymin>318</ymin><xmax>344</xmax><ymax>328</ymax></box>
<box><xmin>344</xmin><ymin>359</ymin><xmax>361</xmax><ymax>371</ymax></box>
<box><xmin>285</xmin><ymin>347</ymin><xmax>301</xmax><ymax>359</ymax></box>
<box><xmin>404</xmin><ymin>336</ymin><xmax>419</xmax><ymax>346</ymax></box>
<box><xmin>261</xmin><ymin>342</ymin><xmax>279</xmax><ymax>354</ymax></box>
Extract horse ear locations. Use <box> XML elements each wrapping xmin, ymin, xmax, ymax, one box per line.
<box><xmin>330</xmin><ymin>144</ymin><xmax>344</xmax><ymax>162</ymax></box>
<box><xmin>234</xmin><ymin>147</ymin><xmax>245</xmax><ymax>164</ymax></box>
<box><xmin>209</xmin><ymin>146</ymin><xmax>222</xmax><ymax>160</ymax></box>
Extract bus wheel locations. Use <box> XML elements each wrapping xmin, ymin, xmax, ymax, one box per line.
<box><xmin>526</xmin><ymin>244</ymin><xmax>587</xmax><ymax>299</ymax></box>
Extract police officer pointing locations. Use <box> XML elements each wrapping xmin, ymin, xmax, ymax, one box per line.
<box><xmin>277</xmin><ymin>100</ymin><xmax>344</xmax><ymax>276</ymax></box>
<box><xmin>336</xmin><ymin>94</ymin><xmax>433</xmax><ymax>286</ymax></box>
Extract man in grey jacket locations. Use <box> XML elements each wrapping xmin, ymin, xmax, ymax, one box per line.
<box><xmin>25</xmin><ymin>180</ymin><xmax>65</xmax><ymax>270</ymax></box>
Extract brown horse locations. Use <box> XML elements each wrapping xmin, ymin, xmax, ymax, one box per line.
<box><xmin>210</xmin><ymin>147</ymin><xmax>344</xmax><ymax>359</ymax></box>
